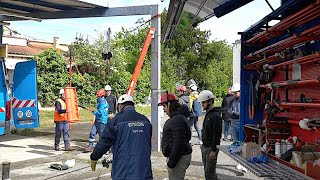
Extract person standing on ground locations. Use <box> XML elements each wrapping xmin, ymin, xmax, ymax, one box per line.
<box><xmin>53</xmin><ymin>89</ymin><xmax>73</xmax><ymax>151</ymax></box>
<box><xmin>198</xmin><ymin>90</ymin><xmax>222</xmax><ymax>180</ymax></box>
<box><xmin>90</xmin><ymin>94</ymin><xmax>153</xmax><ymax>179</ymax></box>
<box><xmin>188</xmin><ymin>84</ymin><xmax>203</xmax><ymax>145</ymax></box>
<box><xmin>229</xmin><ymin>83</ymin><xmax>241</xmax><ymax>142</ymax></box>
<box><xmin>85</xmin><ymin>89</ymin><xmax>109</xmax><ymax>152</ymax></box>
<box><xmin>177</xmin><ymin>85</ymin><xmax>190</xmax><ymax>107</ymax></box>
<box><xmin>104</xmin><ymin>85</ymin><xmax>117</xmax><ymax>119</ymax></box>
<box><xmin>160</xmin><ymin>93</ymin><xmax>192</xmax><ymax>180</ymax></box>
<box><xmin>221</xmin><ymin>86</ymin><xmax>234</xmax><ymax>141</ymax></box>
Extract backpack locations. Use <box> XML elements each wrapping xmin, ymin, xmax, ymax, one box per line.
<box><xmin>191</xmin><ymin>98</ymin><xmax>203</xmax><ymax>116</ymax></box>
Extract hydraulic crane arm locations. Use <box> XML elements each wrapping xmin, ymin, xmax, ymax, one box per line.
<box><xmin>126</xmin><ymin>27</ymin><xmax>155</xmax><ymax>96</ymax></box>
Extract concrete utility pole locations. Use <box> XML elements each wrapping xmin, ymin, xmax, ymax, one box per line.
<box><xmin>150</xmin><ymin>4</ymin><xmax>161</xmax><ymax>151</ymax></box>
<box><xmin>2</xmin><ymin>161</ymin><xmax>10</xmax><ymax>180</ymax></box>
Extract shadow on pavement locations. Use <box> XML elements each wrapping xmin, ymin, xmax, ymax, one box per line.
<box><xmin>0</xmin><ymin>143</ymin><xmax>25</xmax><ymax>148</ymax></box>
<box><xmin>28</xmin><ymin>144</ymin><xmax>54</xmax><ymax>150</ymax></box>
<box><xmin>26</xmin><ymin>150</ymin><xmax>56</xmax><ymax>156</ymax></box>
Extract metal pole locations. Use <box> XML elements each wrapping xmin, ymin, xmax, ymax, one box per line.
<box><xmin>2</xmin><ymin>161</ymin><xmax>10</xmax><ymax>180</ymax></box>
<box><xmin>150</xmin><ymin>4</ymin><xmax>161</xmax><ymax>151</ymax></box>
<box><xmin>0</xmin><ymin>25</ymin><xmax>3</xmax><ymax>44</ymax></box>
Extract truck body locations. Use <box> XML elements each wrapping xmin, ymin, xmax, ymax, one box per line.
<box><xmin>240</xmin><ymin>0</ymin><xmax>320</xmax><ymax>178</ymax></box>
<box><xmin>0</xmin><ymin>59</ymin><xmax>39</xmax><ymax>136</ymax></box>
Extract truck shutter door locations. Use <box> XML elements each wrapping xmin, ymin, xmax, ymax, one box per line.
<box><xmin>12</xmin><ymin>60</ymin><xmax>39</xmax><ymax>129</ymax></box>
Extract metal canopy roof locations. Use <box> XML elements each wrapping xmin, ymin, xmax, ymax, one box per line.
<box><xmin>162</xmin><ymin>0</ymin><xmax>254</xmax><ymax>42</ymax></box>
<box><xmin>0</xmin><ymin>0</ymin><xmax>107</xmax><ymax>21</ymax></box>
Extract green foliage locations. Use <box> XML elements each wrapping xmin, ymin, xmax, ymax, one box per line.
<box><xmin>35</xmin><ymin>10</ymin><xmax>233</xmax><ymax>106</ymax></box>
<box><xmin>161</xmin><ymin>11</ymin><xmax>233</xmax><ymax>99</ymax></box>
<box><xmin>35</xmin><ymin>48</ymin><xmax>68</xmax><ymax>106</ymax></box>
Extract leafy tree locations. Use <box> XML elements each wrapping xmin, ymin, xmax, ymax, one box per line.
<box><xmin>35</xmin><ymin>48</ymin><xmax>68</xmax><ymax>106</ymax></box>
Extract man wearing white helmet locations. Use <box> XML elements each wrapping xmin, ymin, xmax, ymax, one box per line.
<box><xmin>188</xmin><ymin>83</ymin><xmax>203</xmax><ymax>145</ymax></box>
<box><xmin>90</xmin><ymin>94</ymin><xmax>153</xmax><ymax>179</ymax></box>
<box><xmin>198</xmin><ymin>90</ymin><xmax>222</xmax><ymax>180</ymax></box>
<box><xmin>104</xmin><ymin>85</ymin><xmax>117</xmax><ymax>119</ymax></box>
<box><xmin>53</xmin><ymin>88</ymin><xmax>73</xmax><ymax>151</ymax></box>
<box><xmin>229</xmin><ymin>83</ymin><xmax>241</xmax><ymax>142</ymax></box>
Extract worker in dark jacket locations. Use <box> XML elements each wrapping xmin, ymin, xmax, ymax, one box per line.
<box><xmin>230</xmin><ymin>83</ymin><xmax>241</xmax><ymax>142</ymax></box>
<box><xmin>159</xmin><ymin>92</ymin><xmax>192</xmax><ymax>180</ymax></box>
<box><xmin>198</xmin><ymin>90</ymin><xmax>222</xmax><ymax>180</ymax></box>
<box><xmin>177</xmin><ymin>85</ymin><xmax>190</xmax><ymax>107</ymax></box>
<box><xmin>104</xmin><ymin>85</ymin><xmax>117</xmax><ymax>119</ymax></box>
<box><xmin>90</xmin><ymin>94</ymin><xmax>152</xmax><ymax>180</ymax></box>
<box><xmin>221</xmin><ymin>86</ymin><xmax>234</xmax><ymax>141</ymax></box>
<box><xmin>53</xmin><ymin>89</ymin><xmax>73</xmax><ymax>151</ymax></box>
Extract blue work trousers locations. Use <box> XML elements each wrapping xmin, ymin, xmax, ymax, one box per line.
<box><xmin>54</xmin><ymin>121</ymin><xmax>69</xmax><ymax>147</ymax></box>
<box><xmin>223</xmin><ymin>120</ymin><xmax>231</xmax><ymax>139</ymax></box>
<box><xmin>231</xmin><ymin>120</ymin><xmax>240</xmax><ymax>142</ymax></box>
<box><xmin>88</xmin><ymin>121</ymin><xmax>105</xmax><ymax>147</ymax></box>
<box><xmin>189</xmin><ymin>116</ymin><xmax>202</xmax><ymax>140</ymax></box>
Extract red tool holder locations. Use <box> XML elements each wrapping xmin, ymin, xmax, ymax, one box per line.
<box><xmin>246</xmin><ymin>0</ymin><xmax>320</xmax><ymax>45</ymax></box>
<box><xmin>244</xmin><ymin>1</ymin><xmax>320</xmax><ymax>178</ymax></box>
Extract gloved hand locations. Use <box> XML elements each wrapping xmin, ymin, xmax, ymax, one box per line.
<box><xmin>91</xmin><ymin>160</ymin><xmax>97</xmax><ymax>171</ymax></box>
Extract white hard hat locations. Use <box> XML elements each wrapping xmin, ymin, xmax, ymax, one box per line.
<box><xmin>189</xmin><ymin>84</ymin><xmax>198</xmax><ymax>91</ymax></box>
<box><xmin>117</xmin><ymin>94</ymin><xmax>134</xmax><ymax>104</ymax></box>
<box><xmin>198</xmin><ymin>90</ymin><xmax>214</xmax><ymax>102</ymax></box>
<box><xmin>59</xmin><ymin>89</ymin><xmax>65</xmax><ymax>95</ymax></box>
<box><xmin>105</xmin><ymin>85</ymin><xmax>112</xmax><ymax>91</ymax></box>
<box><xmin>231</xmin><ymin>83</ymin><xmax>241</xmax><ymax>92</ymax></box>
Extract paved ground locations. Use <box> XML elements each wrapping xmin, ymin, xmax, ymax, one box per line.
<box><xmin>0</xmin><ymin>116</ymin><xmax>261</xmax><ymax>180</ymax></box>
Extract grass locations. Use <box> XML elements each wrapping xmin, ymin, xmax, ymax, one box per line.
<box><xmin>37</xmin><ymin>105</ymin><xmax>151</xmax><ymax>129</ymax></box>
<box><xmin>39</xmin><ymin>109</ymin><xmax>94</xmax><ymax>128</ymax></box>
<box><xmin>135</xmin><ymin>105</ymin><xmax>151</xmax><ymax>116</ymax></box>
<box><xmin>215</xmin><ymin>101</ymin><xmax>222</xmax><ymax>107</ymax></box>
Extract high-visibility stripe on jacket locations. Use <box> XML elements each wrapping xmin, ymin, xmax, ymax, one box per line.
<box><xmin>54</xmin><ymin>98</ymin><xmax>67</xmax><ymax>122</ymax></box>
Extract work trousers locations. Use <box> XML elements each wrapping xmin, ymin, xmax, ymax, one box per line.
<box><xmin>223</xmin><ymin>120</ymin><xmax>231</xmax><ymax>139</ymax></box>
<box><xmin>54</xmin><ymin>121</ymin><xmax>69</xmax><ymax>147</ymax></box>
<box><xmin>201</xmin><ymin>145</ymin><xmax>218</xmax><ymax>180</ymax></box>
<box><xmin>88</xmin><ymin>121</ymin><xmax>105</xmax><ymax>147</ymax></box>
<box><xmin>167</xmin><ymin>154</ymin><xmax>192</xmax><ymax>180</ymax></box>
<box><xmin>231</xmin><ymin>120</ymin><xmax>240</xmax><ymax>142</ymax></box>
<box><xmin>189</xmin><ymin>116</ymin><xmax>202</xmax><ymax>140</ymax></box>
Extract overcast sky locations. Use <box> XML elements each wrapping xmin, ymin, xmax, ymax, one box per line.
<box><xmin>9</xmin><ymin>0</ymin><xmax>280</xmax><ymax>45</ymax></box>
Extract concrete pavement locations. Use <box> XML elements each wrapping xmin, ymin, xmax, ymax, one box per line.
<box><xmin>0</xmin><ymin>116</ymin><xmax>260</xmax><ymax>180</ymax></box>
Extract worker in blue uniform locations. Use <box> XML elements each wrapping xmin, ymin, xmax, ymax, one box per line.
<box><xmin>90</xmin><ymin>94</ymin><xmax>153</xmax><ymax>180</ymax></box>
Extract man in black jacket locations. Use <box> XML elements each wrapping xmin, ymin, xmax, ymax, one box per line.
<box><xmin>104</xmin><ymin>85</ymin><xmax>117</xmax><ymax>119</ymax></box>
<box><xmin>221</xmin><ymin>86</ymin><xmax>234</xmax><ymax>141</ymax></box>
<box><xmin>159</xmin><ymin>93</ymin><xmax>192</xmax><ymax>179</ymax></box>
<box><xmin>198</xmin><ymin>90</ymin><xmax>222</xmax><ymax>180</ymax></box>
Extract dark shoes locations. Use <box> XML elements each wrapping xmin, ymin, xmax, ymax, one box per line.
<box><xmin>55</xmin><ymin>146</ymin><xmax>61</xmax><ymax>151</ymax></box>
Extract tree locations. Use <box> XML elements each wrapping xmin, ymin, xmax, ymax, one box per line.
<box><xmin>35</xmin><ymin>48</ymin><xmax>68</xmax><ymax>106</ymax></box>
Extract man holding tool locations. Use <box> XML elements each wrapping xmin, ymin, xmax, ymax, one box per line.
<box><xmin>85</xmin><ymin>89</ymin><xmax>109</xmax><ymax>152</ymax></box>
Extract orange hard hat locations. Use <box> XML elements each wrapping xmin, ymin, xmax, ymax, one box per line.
<box><xmin>176</xmin><ymin>85</ymin><xmax>187</xmax><ymax>92</ymax></box>
<box><xmin>158</xmin><ymin>93</ymin><xmax>176</xmax><ymax>106</ymax></box>
<box><xmin>96</xmin><ymin>89</ymin><xmax>105</xmax><ymax>97</ymax></box>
